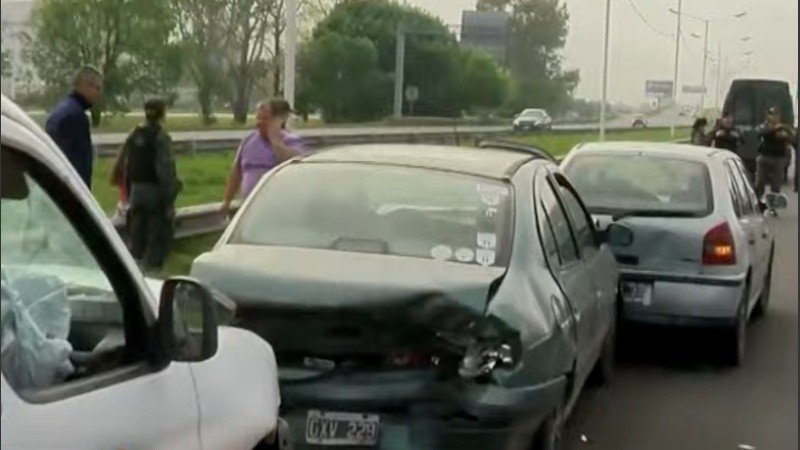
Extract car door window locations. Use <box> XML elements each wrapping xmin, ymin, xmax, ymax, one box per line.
<box><xmin>539</xmin><ymin>177</ymin><xmax>579</xmax><ymax>266</ymax></box>
<box><xmin>733</xmin><ymin>159</ymin><xmax>762</xmax><ymax>210</ymax></box>
<box><xmin>535</xmin><ymin>181</ymin><xmax>561</xmax><ymax>268</ymax></box>
<box><xmin>724</xmin><ymin>162</ymin><xmax>744</xmax><ymax>217</ymax></box>
<box><xmin>1</xmin><ymin>146</ymin><xmax>151</xmax><ymax>400</ymax></box>
<box><xmin>726</xmin><ymin>160</ymin><xmax>754</xmax><ymax>216</ymax></box>
<box><xmin>553</xmin><ymin>176</ymin><xmax>597</xmax><ymax>258</ymax></box>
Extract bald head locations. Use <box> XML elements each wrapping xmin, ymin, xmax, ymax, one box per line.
<box><xmin>72</xmin><ymin>66</ymin><xmax>103</xmax><ymax>106</ymax></box>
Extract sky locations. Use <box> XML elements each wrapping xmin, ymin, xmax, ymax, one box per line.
<box><xmin>405</xmin><ymin>0</ymin><xmax>798</xmax><ymax>106</ymax></box>
<box><xmin>4</xmin><ymin>0</ymin><xmax>797</xmax><ymax>107</ymax></box>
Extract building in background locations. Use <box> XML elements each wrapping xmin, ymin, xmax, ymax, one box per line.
<box><xmin>1</xmin><ymin>0</ymin><xmax>41</xmax><ymax>100</ymax></box>
<box><xmin>459</xmin><ymin>10</ymin><xmax>510</xmax><ymax>67</ymax></box>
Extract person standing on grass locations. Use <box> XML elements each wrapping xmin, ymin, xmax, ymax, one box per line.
<box><xmin>220</xmin><ymin>98</ymin><xmax>306</xmax><ymax>216</ymax></box>
<box><xmin>113</xmin><ymin>98</ymin><xmax>181</xmax><ymax>272</ymax></box>
<box><xmin>45</xmin><ymin>66</ymin><xmax>103</xmax><ymax>188</ymax></box>
<box><xmin>690</xmin><ymin>117</ymin><xmax>709</xmax><ymax>146</ymax></box>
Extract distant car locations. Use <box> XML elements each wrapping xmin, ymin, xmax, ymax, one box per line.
<box><xmin>513</xmin><ymin>108</ymin><xmax>553</xmax><ymax>131</ymax></box>
<box><xmin>632</xmin><ymin>115</ymin><xmax>648</xmax><ymax>128</ymax></box>
<box><xmin>1</xmin><ymin>95</ymin><xmax>286</xmax><ymax>450</ymax></box>
<box><xmin>561</xmin><ymin>141</ymin><xmax>788</xmax><ymax>366</ymax></box>
<box><xmin>191</xmin><ymin>142</ymin><xmax>623</xmax><ymax>449</ymax></box>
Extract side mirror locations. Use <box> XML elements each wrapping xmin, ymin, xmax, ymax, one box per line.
<box><xmin>764</xmin><ymin>193</ymin><xmax>789</xmax><ymax>210</ymax></box>
<box><xmin>157</xmin><ymin>277</ymin><xmax>236</xmax><ymax>363</ymax></box>
<box><xmin>598</xmin><ymin>223</ymin><xmax>634</xmax><ymax>247</ymax></box>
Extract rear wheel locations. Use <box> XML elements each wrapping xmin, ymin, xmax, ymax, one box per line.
<box><xmin>752</xmin><ymin>249</ymin><xmax>774</xmax><ymax>319</ymax></box>
<box><xmin>253</xmin><ymin>418</ymin><xmax>293</xmax><ymax>450</ymax></box>
<box><xmin>720</xmin><ymin>287</ymin><xmax>748</xmax><ymax>367</ymax></box>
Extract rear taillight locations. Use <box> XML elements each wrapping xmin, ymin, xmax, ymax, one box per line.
<box><xmin>703</xmin><ymin>222</ymin><xmax>736</xmax><ymax>265</ymax></box>
<box><xmin>386</xmin><ymin>350</ymin><xmax>430</xmax><ymax>368</ymax></box>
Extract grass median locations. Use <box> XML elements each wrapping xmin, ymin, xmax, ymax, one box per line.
<box><xmin>97</xmin><ymin>126</ymin><xmax>689</xmax><ymax>277</ymax></box>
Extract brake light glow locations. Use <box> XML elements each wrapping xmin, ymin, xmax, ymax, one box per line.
<box><xmin>703</xmin><ymin>222</ymin><xmax>736</xmax><ymax>265</ymax></box>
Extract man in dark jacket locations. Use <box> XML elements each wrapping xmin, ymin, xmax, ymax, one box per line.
<box><xmin>45</xmin><ymin>66</ymin><xmax>103</xmax><ymax>188</ymax></box>
<box><xmin>710</xmin><ymin>114</ymin><xmax>741</xmax><ymax>152</ymax></box>
<box><xmin>120</xmin><ymin>99</ymin><xmax>181</xmax><ymax>271</ymax></box>
<box><xmin>755</xmin><ymin>108</ymin><xmax>794</xmax><ymax>207</ymax></box>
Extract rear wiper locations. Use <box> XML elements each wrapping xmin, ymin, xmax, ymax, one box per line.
<box><xmin>612</xmin><ymin>210</ymin><xmax>700</xmax><ymax>221</ymax></box>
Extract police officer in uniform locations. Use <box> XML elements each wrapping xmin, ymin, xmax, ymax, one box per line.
<box><xmin>709</xmin><ymin>113</ymin><xmax>742</xmax><ymax>152</ymax></box>
<box><xmin>121</xmin><ymin>99</ymin><xmax>181</xmax><ymax>271</ymax></box>
<box><xmin>755</xmin><ymin>107</ymin><xmax>794</xmax><ymax>215</ymax></box>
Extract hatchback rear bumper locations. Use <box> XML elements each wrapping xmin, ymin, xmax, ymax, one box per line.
<box><xmin>279</xmin><ymin>370</ymin><xmax>567</xmax><ymax>449</ymax></box>
<box><xmin>619</xmin><ymin>270</ymin><xmax>746</xmax><ymax>327</ymax></box>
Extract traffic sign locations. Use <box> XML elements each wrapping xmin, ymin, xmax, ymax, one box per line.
<box><xmin>645</xmin><ymin>80</ymin><xmax>674</xmax><ymax>99</ymax></box>
<box><xmin>405</xmin><ymin>85</ymin><xmax>419</xmax><ymax>102</ymax></box>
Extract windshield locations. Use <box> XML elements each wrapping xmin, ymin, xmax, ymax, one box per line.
<box><xmin>563</xmin><ymin>154</ymin><xmax>713</xmax><ymax>217</ymax></box>
<box><xmin>229</xmin><ymin>163</ymin><xmax>514</xmax><ymax>267</ymax></box>
<box><xmin>521</xmin><ymin>110</ymin><xmax>546</xmax><ymax>119</ymax></box>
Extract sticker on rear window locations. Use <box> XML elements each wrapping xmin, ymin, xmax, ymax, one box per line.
<box><xmin>476</xmin><ymin>249</ymin><xmax>496</xmax><ymax>267</ymax></box>
<box><xmin>477</xmin><ymin>232</ymin><xmax>497</xmax><ymax>249</ymax></box>
<box><xmin>455</xmin><ymin>248</ymin><xmax>475</xmax><ymax>263</ymax></box>
<box><xmin>430</xmin><ymin>245</ymin><xmax>454</xmax><ymax>261</ymax></box>
<box><xmin>476</xmin><ymin>184</ymin><xmax>510</xmax><ymax>196</ymax></box>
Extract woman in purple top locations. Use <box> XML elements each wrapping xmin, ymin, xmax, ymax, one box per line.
<box><xmin>220</xmin><ymin>98</ymin><xmax>306</xmax><ymax>216</ymax></box>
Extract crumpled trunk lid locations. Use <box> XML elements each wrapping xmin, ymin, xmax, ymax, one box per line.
<box><xmin>597</xmin><ymin>215</ymin><xmax>712</xmax><ymax>274</ymax></box>
<box><xmin>191</xmin><ymin>245</ymin><xmax>507</xmax><ymax>366</ymax></box>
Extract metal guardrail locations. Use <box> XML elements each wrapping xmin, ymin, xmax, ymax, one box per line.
<box><xmin>111</xmin><ymin>137</ymin><xmax>692</xmax><ymax>240</ymax></box>
<box><xmin>94</xmin><ymin>124</ymin><xmax>679</xmax><ymax>156</ymax></box>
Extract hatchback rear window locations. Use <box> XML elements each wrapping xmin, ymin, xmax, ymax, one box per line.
<box><xmin>229</xmin><ymin>163</ymin><xmax>514</xmax><ymax>267</ymax></box>
<box><xmin>563</xmin><ymin>154</ymin><xmax>713</xmax><ymax>218</ymax></box>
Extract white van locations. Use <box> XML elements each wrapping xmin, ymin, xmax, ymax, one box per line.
<box><xmin>0</xmin><ymin>95</ymin><xmax>288</xmax><ymax>450</ymax></box>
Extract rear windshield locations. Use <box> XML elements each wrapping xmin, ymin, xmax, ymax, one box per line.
<box><xmin>229</xmin><ymin>163</ymin><xmax>514</xmax><ymax>267</ymax></box>
<box><xmin>563</xmin><ymin>154</ymin><xmax>713</xmax><ymax>218</ymax></box>
<box><xmin>724</xmin><ymin>80</ymin><xmax>794</xmax><ymax>126</ymax></box>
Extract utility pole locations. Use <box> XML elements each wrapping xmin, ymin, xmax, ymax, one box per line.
<box><xmin>392</xmin><ymin>25</ymin><xmax>406</xmax><ymax>119</ymax></box>
<box><xmin>670</xmin><ymin>0</ymin><xmax>683</xmax><ymax>138</ymax></box>
<box><xmin>700</xmin><ymin>20</ymin><xmax>709</xmax><ymax>109</ymax></box>
<box><xmin>599</xmin><ymin>0</ymin><xmax>612</xmax><ymax>142</ymax></box>
<box><xmin>714</xmin><ymin>42</ymin><xmax>722</xmax><ymax>109</ymax></box>
<box><xmin>283</xmin><ymin>0</ymin><xmax>298</xmax><ymax>108</ymax></box>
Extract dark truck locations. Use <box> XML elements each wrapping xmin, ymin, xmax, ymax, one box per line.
<box><xmin>722</xmin><ymin>78</ymin><xmax>795</xmax><ymax>177</ymax></box>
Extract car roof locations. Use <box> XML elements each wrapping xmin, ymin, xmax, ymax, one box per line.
<box><xmin>300</xmin><ymin>144</ymin><xmax>537</xmax><ymax>179</ymax></box>
<box><xmin>568</xmin><ymin>140</ymin><xmax>727</xmax><ymax>163</ymax></box>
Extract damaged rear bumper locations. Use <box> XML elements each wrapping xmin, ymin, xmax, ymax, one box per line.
<box><xmin>279</xmin><ymin>370</ymin><xmax>567</xmax><ymax>449</ymax></box>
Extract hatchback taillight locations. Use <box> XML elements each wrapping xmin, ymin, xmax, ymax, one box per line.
<box><xmin>703</xmin><ymin>222</ymin><xmax>736</xmax><ymax>265</ymax></box>
<box><xmin>386</xmin><ymin>350</ymin><xmax>431</xmax><ymax>368</ymax></box>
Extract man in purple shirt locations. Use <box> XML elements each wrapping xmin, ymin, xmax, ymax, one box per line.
<box><xmin>220</xmin><ymin>98</ymin><xmax>306</xmax><ymax>215</ymax></box>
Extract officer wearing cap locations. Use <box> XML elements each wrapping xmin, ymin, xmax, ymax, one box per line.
<box><xmin>113</xmin><ymin>98</ymin><xmax>181</xmax><ymax>271</ymax></box>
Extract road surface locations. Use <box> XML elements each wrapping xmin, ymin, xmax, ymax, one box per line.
<box><xmin>563</xmin><ymin>193</ymin><xmax>798</xmax><ymax>450</ymax></box>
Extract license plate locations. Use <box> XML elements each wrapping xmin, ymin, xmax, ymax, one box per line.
<box><xmin>305</xmin><ymin>410</ymin><xmax>380</xmax><ymax>446</ymax></box>
<box><xmin>620</xmin><ymin>281</ymin><xmax>653</xmax><ymax>306</ymax></box>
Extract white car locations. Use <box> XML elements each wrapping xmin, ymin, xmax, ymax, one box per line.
<box><xmin>0</xmin><ymin>95</ymin><xmax>287</xmax><ymax>450</ymax></box>
<box><xmin>512</xmin><ymin>108</ymin><xmax>553</xmax><ymax>131</ymax></box>
<box><xmin>562</xmin><ymin>142</ymin><xmax>788</xmax><ymax>366</ymax></box>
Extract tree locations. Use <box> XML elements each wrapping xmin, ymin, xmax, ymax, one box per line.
<box><xmin>215</xmin><ymin>0</ymin><xmax>275</xmax><ymax>123</ymax></box>
<box><xmin>172</xmin><ymin>0</ymin><xmax>228</xmax><ymax>123</ymax></box>
<box><xmin>1</xmin><ymin>49</ymin><xmax>10</xmax><ymax>78</ymax></box>
<box><xmin>26</xmin><ymin>0</ymin><xmax>181</xmax><ymax>126</ymax></box>
<box><xmin>459</xmin><ymin>48</ymin><xmax>511</xmax><ymax>112</ymax></box>
<box><xmin>300</xmin><ymin>32</ymin><xmax>390</xmax><ymax>122</ymax></box>
<box><xmin>303</xmin><ymin>0</ymin><xmax>508</xmax><ymax>120</ymax></box>
<box><xmin>477</xmin><ymin>0</ymin><xmax>579</xmax><ymax>113</ymax></box>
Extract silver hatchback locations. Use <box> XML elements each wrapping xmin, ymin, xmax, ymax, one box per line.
<box><xmin>561</xmin><ymin>141</ymin><xmax>787</xmax><ymax>366</ymax></box>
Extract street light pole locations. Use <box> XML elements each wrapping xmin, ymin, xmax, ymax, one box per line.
<box><xmin>393</xmin><ymin>25</ymin><xmax>406</xmax><ymax>119</ymax></box>
<box><xmin>714</xmin><ymin>42</ymin><xmax>722</xmax><ymax>108</ymax></box>
<box><xmin>671</xmin><ymin>0</ymin><xmax>683</xmax><ymax>138</ymax></box>
<box><xmin>700</xmin><ymin>20</ymin><xmax>709</xmax><ymax>109</ymax></box>
<box><xmin>599</xmin><ymin>0</ymin><xmax>612</xmax><ymax>142</ymax></box>
<box><xmin>283</xmin><ymin>0</ymin><xmax>298</xmax><ymax>107</ymax></box>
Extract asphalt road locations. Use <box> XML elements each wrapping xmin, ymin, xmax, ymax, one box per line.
<box><xmin>562</xmin><ymin>193</ymin><xmax>799</xmax><ymax>450</ymax></box>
